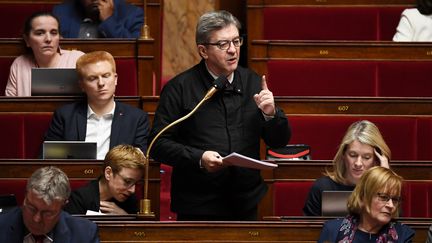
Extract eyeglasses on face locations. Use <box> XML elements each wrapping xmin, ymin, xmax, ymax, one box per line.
<box><xmin>116</xmin><ymin>173</ymin><xmax>142</xmax><ymax>189</ymax></box>
<box><xmin>23</xmin><ymin>198</ymin><xmax>60</xmax><ymax>219</ymax></box>
<box><xmin>202</xmin><ymin>37</ymin><xmax>243</xmax><ymax>50</ymax></box>
<box><xmin>376</xmin><ymin>192</ymin><xmax>401</xmax><ymax>205</ymax></box>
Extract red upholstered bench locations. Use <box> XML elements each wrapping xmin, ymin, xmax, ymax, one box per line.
<box><xmin>263</xmin><ymin>7</ymin><xmax>378</xmax><ymax>40</ymax></box>
<box><xmin>0</xmin><ymin>58</ymin><xmax>15</xmax><ymax>96</ymax></box>
<box><xmin>0</xmin><ymin>179</ymin><xmax>89</xmax><ymax>205</ymax></box>
<box><xmin>273</xmin><ymin>181</ymin><xmax>313</xmax><ymax>216</ymax></box>
<box><xmin>267</xmin><ymin>60</ymin><xmax>377</xmax><ymax>96</ymax></box>
<box><xmin>262</xmin><ymin>6</ymin><xmax>404</xmax><ymax>41</ymax></box>
<box><xmin>0</xmin><ymin>4</ymin><xmax>54</xmax><ymax>38</ymax></box>
<box><xmin>115</xmin><ymin>58</ymin><xmax>138</xmax><ymax>96</ymax></box>
<box><xmin>288</xmin><ymin>116</ymin><xmax>418</xmax><ymax>160</ymax></box>
<box><xmin>401</xmin><ymin>181</ymin><xmax>432</xmax><ymax>217</ymax></box>
<box><xmin>0</xmin><ymin>113</ymin><xmax>52</xmax><ymax>159</ymax></box>
<box><xmin>378</xmin><ymin>61</ymin><xmax>432</xmax><ymax>97</ymax></box>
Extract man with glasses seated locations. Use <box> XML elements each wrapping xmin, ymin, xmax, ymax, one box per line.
<box><xmin>0</xmin><ymin>166</ymin><xmax>99</xmax><ymax>243</ymax></box>
<box><xmin>64</xmin><ymin>144</ymin><xmax>145</xmax><ymax>215</ymax></box>
<box><xmin>149</xmin><ymin>10</ymin><xmax>290</xmax><ymax>221</ymax></box>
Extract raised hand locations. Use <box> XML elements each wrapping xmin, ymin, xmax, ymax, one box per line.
<box><xmin>253</xmin><ymin>75</ymin><xmax>275</xmax><ymax>116</ymax></box>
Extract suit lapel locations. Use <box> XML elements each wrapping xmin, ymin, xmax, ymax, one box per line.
<box><xmin>76</xmin><ymin>103</ymin><xmax>88</xmax><ymax>140</ymax></box>
<box><xmin>110</xmin><ymin>101</ymin><xmax>122</xmax><ymax>148</ymax></box>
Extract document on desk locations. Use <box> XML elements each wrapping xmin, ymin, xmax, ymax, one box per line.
<box><xmin>222</xmin><ymin>152</ymin><xmax>277</xmax><ymax>170</ymax></box>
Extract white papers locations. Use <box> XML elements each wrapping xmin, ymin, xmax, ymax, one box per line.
<box><xmin>86</xmin><ymin>210</ymin><xmax>105</xmax><ymax>215</ymax></box>
<box><xmin>222</xmin><ymin>152</ymin><xmax>277</xmax><ymax>170</ymax></box>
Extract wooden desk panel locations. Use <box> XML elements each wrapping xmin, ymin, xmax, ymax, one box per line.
<box><xmin>0</xmin><ymin>160</ymin><xmax>161</xmax><ymax>219</ymax></box>
<box><xmin>96</xmin><ymin>219</ymin><xmax>429</xmax><ymax>243</ymax></box>
<box><xmin>262</xmin><ymin>160</ymin><xmax>432</xmax><ymax>181</ymax></box>
<box><xmin>0</xmin><ymin>96</ymin><xmax>141</xmax><ymax>112</ymax></box>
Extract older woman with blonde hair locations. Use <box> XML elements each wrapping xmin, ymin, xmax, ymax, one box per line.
<box><xmin>303</xmin><ymin>120</ymin><xmax>390</xmax><ymax>216</ymax></box>
<box><xmin>318</xmin><ymin>166</ymin><xmax>414</xmax><ymax>242</ymax></box>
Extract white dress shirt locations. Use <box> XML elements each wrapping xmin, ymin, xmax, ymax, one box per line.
<box><xmin>85</xmin><ymin>103</ymin><xmax>115</xmax><ymax>159</ymax></box>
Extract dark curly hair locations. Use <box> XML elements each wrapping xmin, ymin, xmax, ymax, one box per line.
<box><xmin>417</xmin><ymin>0</ymin><xmax>432</xmax><ymax>15</ymax></box>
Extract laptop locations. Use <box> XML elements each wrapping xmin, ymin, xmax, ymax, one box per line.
<box><xmin>31</xmin><ymin>68</ymin><xmax>82</xmax><ymax>96</ymax></box>
<box><xmin>42</xmin><ymin>141</ymin><xmax>97</xmax><ymax>159</ymax></box>
<box><xmin>321</xmin><ymin>190</ymin><xmax>352</xmax><ymax>217</ymax></box>
<box><xmin>0</xmin><ymin>194</ymin><xmax>17</xmax><ymax>213</ymax></box>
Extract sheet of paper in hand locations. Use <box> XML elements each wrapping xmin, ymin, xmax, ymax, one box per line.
<box><xmin>223</xmin><ymin>152</ymin><xmax>277</xmax><ymax>170</ymax></box>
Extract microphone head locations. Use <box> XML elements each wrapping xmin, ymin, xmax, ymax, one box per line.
<box><xmin>213</xmin><ymin>76</ymin><xmax>229</xmax><ymax>90</ymax></box>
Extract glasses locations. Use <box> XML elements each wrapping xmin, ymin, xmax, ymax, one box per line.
<box><xmin>376</xmin><ymin>192</ymin><xmax>401</xmax><ymax>206</ymax></box>
<box><xmin>203</xmin><ymin>37</ymin><xmax>243</xmax><ymax>50</ymax></box>
<box><xmin>116</xmin><ymin>173</ymin><xmax>142</xmax><ymax>189</ymax></box>
<box><xmin>23</xmin><ymin>198</ymin><xmax>60</xmax><ymax>219</ymax></box>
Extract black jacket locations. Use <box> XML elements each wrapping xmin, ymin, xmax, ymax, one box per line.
<box><xmin>150</xmin><ymin>60</ymin><xmax>291</xmax><ymax>216</ymax></box>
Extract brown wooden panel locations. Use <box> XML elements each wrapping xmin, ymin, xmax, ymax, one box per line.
<box><xmin>0</xmin><ymin>159</ymin><xmax>161</xmax><ymax>219</ymax></box>
<box><xmin>250</xmin><ymin>41</ymin><xmax>432</xmax><ymax>61</ymax></box>
<box><xmin>0</xmin><ymin>96</ymin><xmax>141</xmax><ymax>112</ymax></box>
<box><xmin>95</xmin><ymin>219</ymin><xmax>429</xmax><ymax>243</ymax></box>
<box><xmin>248</xmin><ymin>0</ymin><xmax>415</xmax><ymax>6</ymax></box>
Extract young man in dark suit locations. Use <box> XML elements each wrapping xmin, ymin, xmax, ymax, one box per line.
<box><xmin>44</xmin><ymin>51</ymin><xmax>149</xmax><ymax>159</ymax></box>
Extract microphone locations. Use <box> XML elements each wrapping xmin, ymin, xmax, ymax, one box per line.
<box><xmin>203</xmin><ymin>75</ymin><xmax>229</xmax><ymax>100</ymax></box>
<box><xmin>138</xmin><ymin>75</ymin><xmax>228</xmax><ymax>217</ymax></box>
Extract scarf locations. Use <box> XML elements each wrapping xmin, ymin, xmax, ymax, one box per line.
<box><xmin>337</xmin><ymin>215</ymin><xmax>399</xmax><ymax>243</ymax></box>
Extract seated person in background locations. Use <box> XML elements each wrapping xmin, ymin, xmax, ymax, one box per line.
<box><xmin>53</xmin><ymin>0</ymin><xmax>144</xmax><ymax>38</ymax></box>
<box><xmin>303</xmin><ymin>120</ymin><xmax>390</xmax><ymax>216</ymax></box>
<box><xmin>43</xmin><ymin>51</ymin><xmax>150</xmax><ymax>159</ymax></box>
<box><xmin>64</xmin><ymin>144</ymin><xmax>145</xmax><ymax>214</ymax></box>
<box><xmin>5</xmin><ymin>11</ymin><xmax>84</xmax><ymax>96</ymax></box>
<box><xmin>0</xmin><ymin>166</ymin><xmax>99</xmax><ymax>242</ymax></box>
<box><xmin>393</xmin><ymin>0</ymin><xmax>432</xmax><ymax>41</ymax></box>
<box><xmin>318</xmin><ymin>166</ymin><xmax>414</xmax><ymax>243</ymax></box>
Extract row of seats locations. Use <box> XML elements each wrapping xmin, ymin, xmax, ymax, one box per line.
<box><xmin>262</xmin><ymin>6</ymin><xmax>406</xmax><ymax>41</ymax></box>
<box><xmin>0</xmin><ymin>58</ymin><xmax>137</xmax><ymax>96</ymax></box>
<box><xmin>247</xmin><ymin>0</ymin><xmax>414</xmax><ymax>42</ymax></box>
<box><xmin>2</xmin><ymin>113</ymin><xmax>432</xmax><ymax>161</ymax></box>
<box><xmin>267</xmin><ymin>60</ymin><xmax>432</xmax><ymax>97</ymax></box>
<box><xmin>272</xmin><ymin>180</ymin><xmax>432</xmax><ymax>218</ymax></box>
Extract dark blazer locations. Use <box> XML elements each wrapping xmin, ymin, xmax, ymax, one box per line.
<box><xmin>44</xmin><ymin>100</ymin><xmax>149</xmax><ymax>154</ymax></box>
<box><xmin>0</xmin><ymin>207</ymin><xmax>99</xmax><ymax>243</ymax></box>
<box><xmin>64</xmin><ymin>179</ymin><xmax>138</xmax><ymax>215</ymax></box>
<box><xmin>53</xmin><ymin>0</ymin><xmax>144</xmax><ymax>38</ymax></box>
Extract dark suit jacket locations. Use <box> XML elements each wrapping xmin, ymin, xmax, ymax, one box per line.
<box><xmin>44</xmin><ymin>100</ymin><xmax>149</xmax><ymax>154</ymax></box>
<box><xmin>0</xmin><ymin>207</ymin><xmax>99</xmax><ymax>243</ymax></box>
<box><xmin>52</xmin><ymin>0</ymin><xmax>144</xmax><ymax>38</ymax></box>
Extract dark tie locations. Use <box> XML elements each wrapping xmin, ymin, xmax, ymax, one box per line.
<box><xmin>32</xmin><ymin>234</ymin><xmax>45</xmax><ymax>243</ymax></box>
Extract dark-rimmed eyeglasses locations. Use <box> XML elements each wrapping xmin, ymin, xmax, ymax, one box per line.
<box><xmin>116</xmin><ymin>173</ymin><xmax>142</xmax><ymax>189</ymax></box>
<box><xmin>202</xmin><ymin>37</ymin><xmax>243</xmax><ymax>50</ymax></box>
<box><xmin>23</xmin><ymin>198</ymin><xmax>60</xmax><ymax>219</ymax></box>
<box><xmin>376</xmin><ymin>192</ymin><xmax>401</xmax><ymax>206</ymax></box>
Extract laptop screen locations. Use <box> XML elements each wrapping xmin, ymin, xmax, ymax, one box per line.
<box><xmin>31</xmin><ymin>68</ymin><xmax>82</xmax><ymax>96</ymax></box>
<box><xmin>321</xmin><ymin>190</ymin><xmax>352</xmax><ymax>217</ymax></box>
<box><xmin>43</xmin><ymin>141</ymin><xmax>97</xmax><ymax>159</ymax></box>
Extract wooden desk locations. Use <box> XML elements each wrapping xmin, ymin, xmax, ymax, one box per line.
<box><xmin>249</xmin><ymin>41</ymin><xmax>432</xmax><ymax>76</ymax></box>
<box><xmin>0</xmin><ymin>160</ymin><xmax>161</xmax><ymax>219</ymax></box>
<box><xmin>95</xmin><ymin>218</ymin><xmax>429</xmax><ymax>243</ymax></box>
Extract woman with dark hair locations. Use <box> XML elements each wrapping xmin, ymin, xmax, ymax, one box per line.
<box><xmin>318</xmin><ymin>166</ymin><xmax>415</xmax><ymax>243</ymax></box>
<box><xmin>393</xmin><ymin>0</ymin><xmax>432</xmax><ymax>41</ymax></box>
<box><xmin>5</xmin><ymin>11</ymin><xmax>84</xmax><ymax>96</ymax></box>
